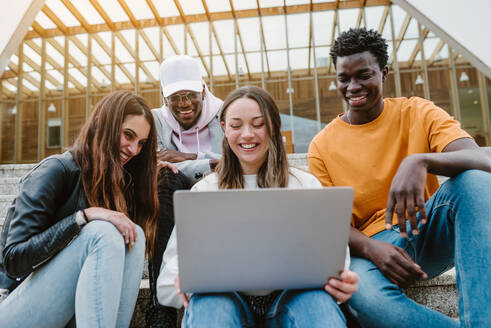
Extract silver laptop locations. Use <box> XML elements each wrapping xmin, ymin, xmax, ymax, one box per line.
<box><xmin>174</xmin><ymin>187</ymin><xmax>354</xmax><ymax>293</ymax></box>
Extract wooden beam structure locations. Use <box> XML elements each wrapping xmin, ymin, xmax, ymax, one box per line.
<box><xmin>2</xmin><ymin>0</ymin><xmax>490</xmax><ymax>164</ymax></box>
<box><xmin>117</xmin><ymin>0</ymin><xmax>160</xmax><ymax>66</ymax></box>
<box><xmin>256</xmin><ymin>0</ymin><xmax>271</xmax><ymax>78</ymax></box>
<box><xmin>59</xmin><ymin>0</ymin><xmax>121</xmax><ymax>88</ymax></box>
<box><xmin>356</xmin><ymin>0</ymin><xmax>368</xmax><ymax>28</ymax></box>
<box><xmin>3</xmin><ymin>75</ymin><xmax>32</xmax><ymax>97</ymax></box>
<box><xmin>24</xmin><ymin>40</ymin><xmax>85</xmax><ymax>93</ymax></box>
<box><xmin>173</xmin><ymin>0</ymin><xmax>210</xmax><ymax>77</ymax></box>
<box><xmin>408</xmin><ymin>28</ymin><xmax>429</xmax><ymax>68</ymax></box>
<box><xmin>144</xmin><ymin>0</ymin><xmax>181</xmax><ymax>59</ymax></box>
<box><xmin>60</xmin><ymin>0</ymin><xmax>92</xmax><ymax>32</ymax></box>
<box><xmin>327</xmin><ymin>0</ymin><xmax>341</xmax><ymax>73</ymax></box>
<box><xmin>92</xmin><ymin>33</ymin><xmax>134</xmax><ymax>85</ymax></box>
<box><xmin>428</xmin><ymin>40</ymin><xmax>445</xmax><ymax>66</ymax></box>
<box><xmin>42</xmin><ymin>6</ymin><xmax>68</xmax><ymax>35</ymax></box>
<box><xmin>31</xmin><ymin>21</ymin><xmax>46</xmax><ymax>39</ymax></box>
<box><xmin>47</xmin><ymin>38</ymin><xmax>97</xmax><ymax>91</ymax></box>
<box><xmin>114</xmin><ymin>31</ymin><xmax>153</xmax><ymax>85</ymax></box>
<box><xmin>228</xmin><ymin>0</ymin><xmax>252</xmax><ymax>80</ymax></box>
<box><xmin>24</xmin><ymin>0</ymin><xmax>391</xmax><ymax>40</ymax></box>
<box><xmin>378</xmin><ymin>5</ymin><xmax>390</xmax><ymax>34</ymax></box>
<box><xmin>202</xmin><ymin>0</ymin><xmax>232</xmax><ymax>80</ymax></box>
<box><xmin>14</xmin><ymin>43</ymin><xmax>24</xmax><ymax>163</ymax></box>
<box><xmin>37</xmin><ymin>38</ymin><xmax>47</xmax><ymax>161</ymax></box>
<box><xmin>389</xmin><ymin>13</ymin><xmax>411</xmax><ymax>62</ymax></box>
<box><xmin>68</xmin><ymin>36</ymin><xmax>116</xmax><ymax>88</ymax></box>
<box><xmin>62</xmin><ymin>36</ymin><xmax>69</xmax><ymax>150</ymax></box>
<box><xmin>308</xmin><ymin>1</ymin><xmax>314</xmax><ymax>74</ymax></box>
<box><xmin>88</xmin><ymin>0</ymin><xmax>136</xmax><ymax>85</ymax></box>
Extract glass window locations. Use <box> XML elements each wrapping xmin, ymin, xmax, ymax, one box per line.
<box><xmin>457</xmin><ymin>68</ymin><xmax>487</xmax><ymax>146</ymax></box>
<box><xmin>47</xmin><ymin>118</ymin><xmax>61</xmax><ymax>148</ymax></box>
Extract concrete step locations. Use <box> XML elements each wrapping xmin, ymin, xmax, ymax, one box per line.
<box><xmin>0</xmin><ymin>177</ymin><xmax>21</xmax><ymax>195</ymax></box>
<box><xmin>0</xmin><ymin>195</ymin><xmax>14</xmax><ymax>218</ymax></box>
<box><xmin>0</xmin><ymin>164</ymin><xmax>35</xmax><ymax>178</ymax></box>
<box><xmin>407</xmin><ymin>269</ymin><xmax>458</xmax><ymax>318</ymax></box>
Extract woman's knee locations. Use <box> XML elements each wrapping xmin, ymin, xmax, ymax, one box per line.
<box><xmin>132</xmin><ymin>224</ymin><xmax>146</xmax><ymax>255</ymax></box>
<box><xmin>82</xmin><ymin>220</ymin><xmax>125</xmax><ymax>254</ymax></box>
<box><xmin>188</xmin><ymin>293</ymin><xmax>239</xmax><ymax>312</ymax></box>
<box><xmin>277</xmin><ymin>289</ymin><xmax>346</xmax><ymax>327</ymax></box>
<box><xmin>184</xmin><ymin>293</ymin><xmax>245</xmax><ymax>327</ymax></box>
<box><xmin>294</xmin><ymin>289</ymin><xmax>341</xmax><ymax>310</ymax></box>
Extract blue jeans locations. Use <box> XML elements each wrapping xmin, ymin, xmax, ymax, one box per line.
<box><xmin>182</xmin><ymin>289</ymin><xmax>346</xmax><ymax>327</ymax></box>
<box><xmin>0</xmin><ymin>220</ymin><xmax>145</xmax><ymax>328</ymax></box>
<box><xmin>348</xmin><ymin>170</ymin><xmax>491</xmax><ymax>328</ymax></box>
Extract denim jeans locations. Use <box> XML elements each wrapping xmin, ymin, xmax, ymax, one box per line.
<box><xmin>182</xmin><ymin>289</ymin><xmax>346</xmax><ymax>328</ymax></box>
<box><xmin>348</xmin><ymin>170</ymin><xmax>491</xmax><ymax>328</ymax></box>
<box><xmin>0</xmin><ymin>220</ymin><xmax>145</xmax><ymax>328</ymax></box>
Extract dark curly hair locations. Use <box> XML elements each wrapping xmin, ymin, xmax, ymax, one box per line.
<box><xmin>330</xmin><ymin>28</ymin><xmax>388</xmax><ymax>70</ymax></box>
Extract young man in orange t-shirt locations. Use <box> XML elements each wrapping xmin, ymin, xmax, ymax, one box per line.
<box><xmin>308</xmin><ymin>28</ymin><xmax>491</xmax><ymax>327</ymax></box>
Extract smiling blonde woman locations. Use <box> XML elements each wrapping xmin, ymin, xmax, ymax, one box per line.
<box><xmin>156</xmin><ymin>86</ymin><xmax>359</xmax><ymax>328</ymax></box>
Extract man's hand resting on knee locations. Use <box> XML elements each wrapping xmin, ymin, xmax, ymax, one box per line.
<box><xmin>363</xmin><ymin>239</ymin><xmax>427</xmax><ymax>288</ymax></box>
<box><xmin>349</xmin><ymin>227</ymin><xmax>427</xmax><ymax>288</ymax></box>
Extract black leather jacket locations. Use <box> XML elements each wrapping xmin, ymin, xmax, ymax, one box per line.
<box><xmin>0</xmin><ymin>151</ymin><xmax>89</xmax><ymax>291</ymax></box>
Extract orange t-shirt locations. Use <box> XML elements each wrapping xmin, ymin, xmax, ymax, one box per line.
<box><xmin>308</xmin><ymin>97</ymin><xmax>472</xmax><ymax>237</ymax></box>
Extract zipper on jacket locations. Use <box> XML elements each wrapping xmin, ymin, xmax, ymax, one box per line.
<box><xmin>31</xmin><ymin>232</ymin><xmax>80</xmax><ymax>270</ymax></box>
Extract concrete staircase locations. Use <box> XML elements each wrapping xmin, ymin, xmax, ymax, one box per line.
<box><xmin>2</xmin><ymin>148</ymin><xmax>491</xmax><ymax>326</ymax></box>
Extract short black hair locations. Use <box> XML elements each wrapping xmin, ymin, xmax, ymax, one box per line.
<box><xmin>330</xmin><ymin>28</ymin><xmax>388</xmax><ymax>70</ymax></box>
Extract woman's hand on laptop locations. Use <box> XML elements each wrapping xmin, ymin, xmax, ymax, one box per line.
<box><xmin>324</xmin><ymin>270</ymin><xmax>359</xmax><ymax>303</ymax></box>
<box><xmin>174</xmin><ymin>276</ymin><xmax>189</xmax><ymax>308</ymax></box>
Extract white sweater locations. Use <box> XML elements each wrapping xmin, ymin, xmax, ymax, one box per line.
<box><xmin>156</xmin><ymin>167</ymin><xmax>350</xmax><ymax>308</ymax></box>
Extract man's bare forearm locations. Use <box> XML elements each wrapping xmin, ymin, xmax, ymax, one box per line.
<box><xmin>417</xmin><ymin>148</ymin><xmax>491</xmax><ymax>178</ymax></box>
<box><xmin>420</xmin><ymin>138</ymin><xmax>491</xmax><ymax>177</ymax></box>
<box><xmin>348</xmin><ymin>226</ymin><xmax>373</xmax><ymax>259</ymax></box>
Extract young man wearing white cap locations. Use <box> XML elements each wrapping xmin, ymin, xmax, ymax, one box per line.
<box><xmin>153</xmin><ymin>55</ymin><xmax>224</xmax><ymax>183</ymax></box>
<box><xmin>146</xmin><ymin>55</ymin><xmax>223</xmax><ymax>328</ymax></box>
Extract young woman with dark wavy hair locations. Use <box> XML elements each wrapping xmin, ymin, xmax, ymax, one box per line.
<box><xmin>157</xmin><ymin>86</ymin><xmax>359</xmax><ymax>328</ymax></box>
<box><xmin>0</xmin><ymin>90</ymin><xmax>159</xmax><ymax>327</ymax></box>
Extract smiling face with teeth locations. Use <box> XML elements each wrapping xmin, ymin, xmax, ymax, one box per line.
<box><xmin>164</xmin><ymin>88</ymin><xmax>205</xmax><ymax>130</ymax></box>
<box><xmin>336</xmin><ymin>51</ymin><xmax>388</xmax><ymax>124</ymax></box>
<box><xmin>222</xmin><ymin>97</ymin><xmax>270</xmax><ymax>175</ymax></box>
<box><xmin>119</xmin><ymin>114</ymin><xmax>150</xmax><ymax>166</ymax></box>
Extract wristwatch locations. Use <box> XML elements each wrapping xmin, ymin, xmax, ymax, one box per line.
<box><xmin>75</xmin><ymin>210</ymin><xmax>87</xmax><ymax>227</ymax></box>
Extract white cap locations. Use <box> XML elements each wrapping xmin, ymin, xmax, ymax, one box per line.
<box><xmin>160</xmin><ymin>55</ymin><xmax>203</xmax><ymax>97</ymax></box>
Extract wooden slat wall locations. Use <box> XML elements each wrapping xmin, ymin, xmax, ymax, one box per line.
<box><xmin>0</xmin><ymin>103</ymin><xmax>15</xmax><ymax>162</ymax></box>
<box><xmin>0</xmin><ymin>67</ymin><xmax>486</xmax><ymax>163</ymax></box>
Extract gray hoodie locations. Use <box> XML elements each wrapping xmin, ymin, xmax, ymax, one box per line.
<box><xmin>152</xmin><ymin>84</ymin><xmax>224</xmax><ymax>184</ymax></box>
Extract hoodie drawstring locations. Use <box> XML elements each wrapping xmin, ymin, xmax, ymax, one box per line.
<box><xmin>195</xmin><ymin>127</ymin><xmax>200</xmax><ymax>155</ymax></box>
